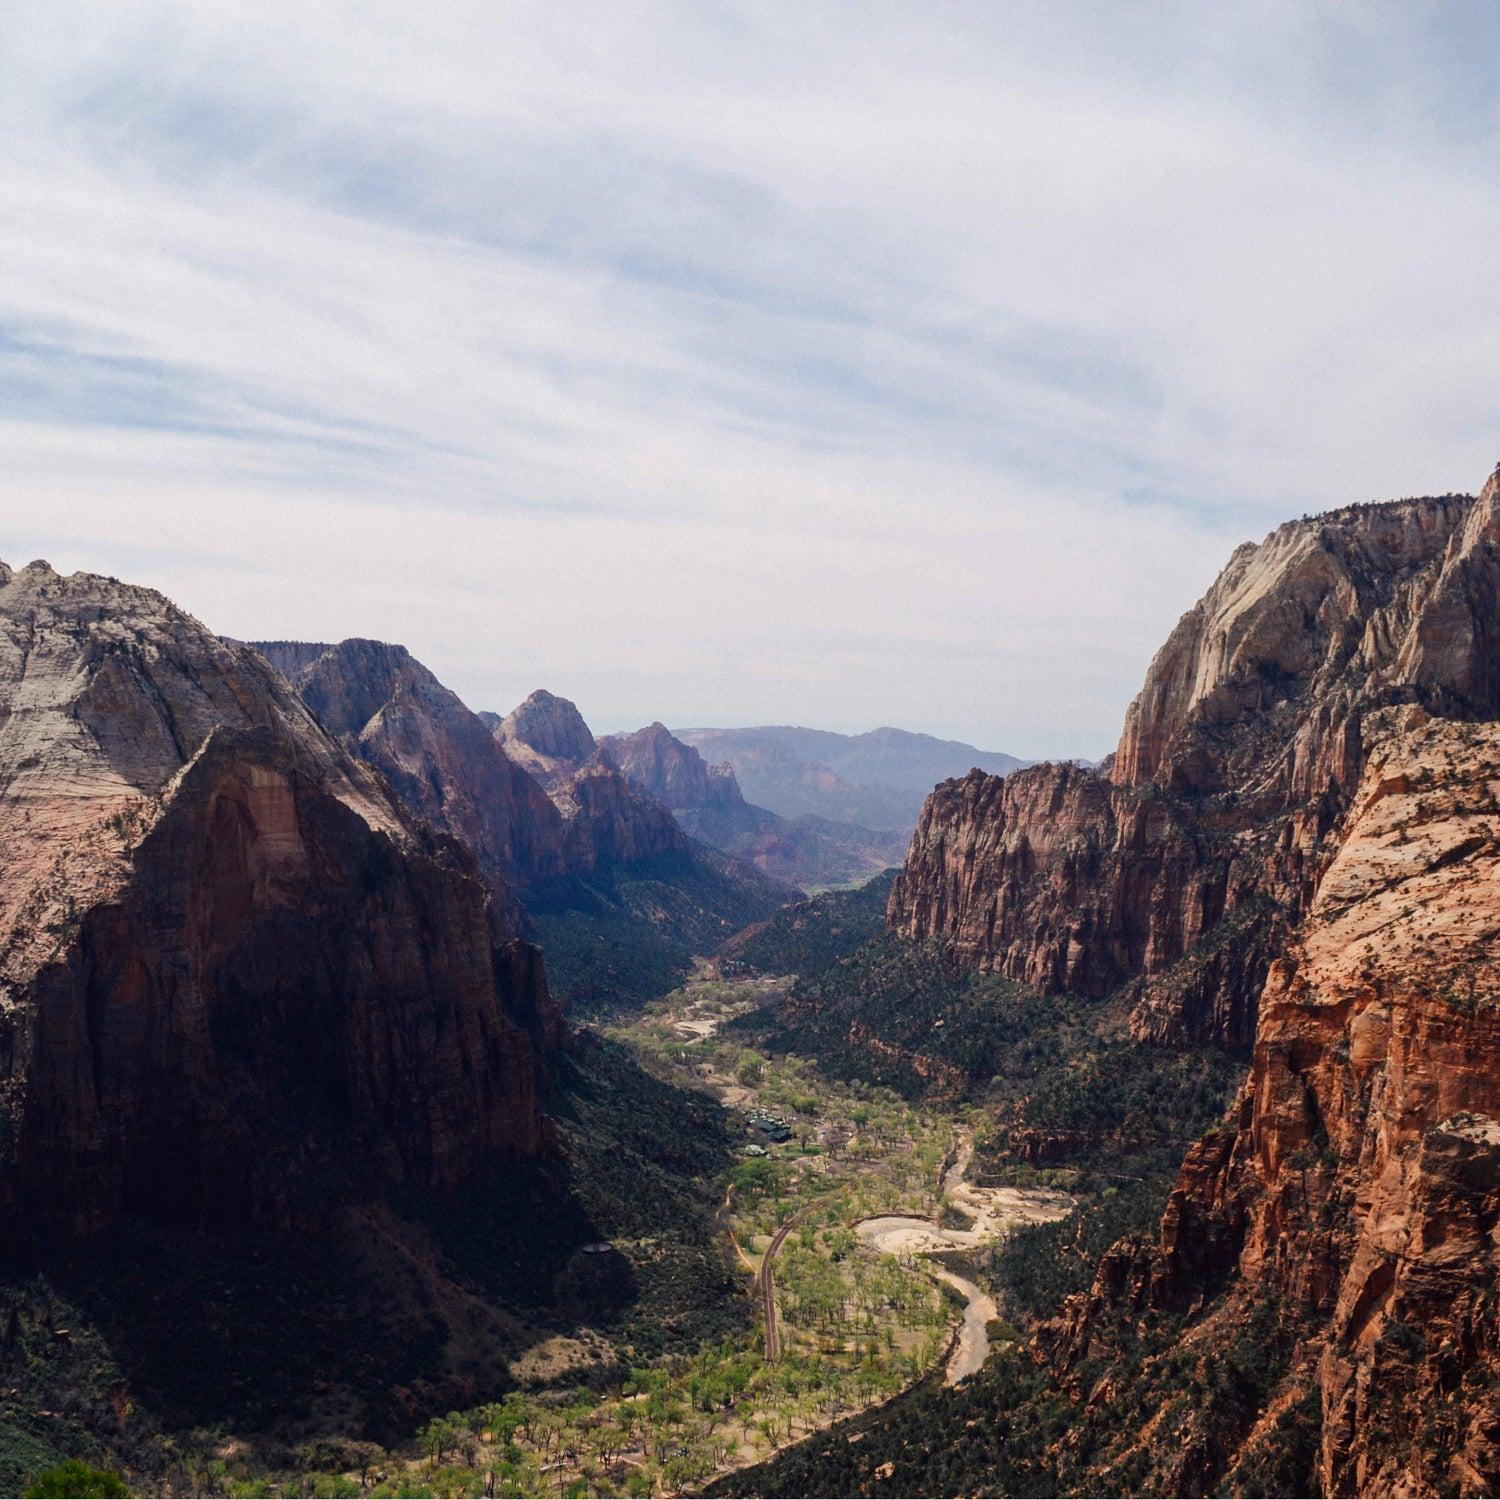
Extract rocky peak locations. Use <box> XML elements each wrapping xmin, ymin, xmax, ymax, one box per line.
<box><xmin>251</xmin><ymin>638</ymin><xmax>568</xmax><ymax>910</ymax></box>
<box><xmin>1</xmin><ymin>564</ymin><xmax>373</xmax><ymax>820</ymax></box>
<box><xmin>1112</xmin><ymin>492</ymin><xmax>1472</xmax><ymax>791</ymax></box>
<box><xmin>0</xmin><ymin>570</ymin><xmax>559</xmax><ymax>1252</ymax></box>
<box><xmin>597</xmin><ymin>722</ymin><xmax>745</xmax><ymax>812</ymax></box>
<box><xmin>261</xmin><ymin>654</ymin><xmax>728</xmax><ymax>903</ymax></box>
<box><xmin>273</xmin><ymin>638</ymin><xmax>432</xmax><ymax>741</ymax></box>
<box><xmin>550</xmin><ymin>759</ymin><xmax>689</xmax><ymax>869</ymax></box>
<box><xmin>890</xmin><ymin>472</ymin><xmax>1500</xmax><ymax>1047</ymax></box>
<box><xmin>495</xmin><ymin>690</ymin><xmax>597</xmax><ymax>787</ymax></box>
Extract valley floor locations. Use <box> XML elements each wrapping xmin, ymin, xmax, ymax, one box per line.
<box><xmin>1</xmin><ymin>874</ymin><xmax>1242</xmax><ymax>1500</ymax></box>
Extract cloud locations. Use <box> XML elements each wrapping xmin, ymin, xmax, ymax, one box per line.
<box><xmin>2</xmin><ymin>1</ymin><xmax>1499</xmax><ymax>756</ymax></box>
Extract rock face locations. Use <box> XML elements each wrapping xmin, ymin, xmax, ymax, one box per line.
<box><xmin>891</xmin><ymin>474</ymin><xmax>1500</xmax><ymax>1046</ymax></box>
<box><xmin>548</xmin><ymin>760</ymin><xmax>688</xmax><ymax>871</ymax></box>
<box><xmin>598</xmin><ymin>723</ymin><xmax>743</xmax><ymax>813</ymax></box>
<box><xmin>257</xmin><ymin>652</ymin><xmax>718</xmax><ymax>894</ymax></box>
<box><xmin>0</xmin><ymin>565</ymin><xmax>558</xmax><ymax>1253</ymax></box>
<box><xmin>256</xmin><ymin>639</ymin><xmax>567</xmax><ymax>911</ymax></box>
<box><xmin>495</xmin><ymin>690</ymin><xmax>598</xmax><ymax>790</ymax></box>
<box><xmin>1046</xmin><ymin>708</ymin><xmax>1500</xmax><ymax>1496</ymax></box>
<box><xmin>254</xmin><ymin>664</ymin><xmax>793</xmax><ymax>981</ymax></box>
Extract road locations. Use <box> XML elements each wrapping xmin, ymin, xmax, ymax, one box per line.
<box><xmin>757</xmin><ymin>1217</ymin><xmax>799</xmax><ymax>1360</ymax></box>
<box><xmin>931</xmin><ymin>1267</ymin><xmax>999</xmax><ymax>1383</ymax></box>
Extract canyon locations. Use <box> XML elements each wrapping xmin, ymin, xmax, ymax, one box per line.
<box><xmin>10</xmin><ymin>469</ymin><xmax>1500</xmax><ymax>1498</ymax></box>
<box><xmin>600</xmin><ymin>722</ymin><xmax>908</xmax><ymax>890</ymax></box>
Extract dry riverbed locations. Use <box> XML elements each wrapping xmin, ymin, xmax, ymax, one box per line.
<box><xmin>857</xmin><ymin>1131</ymin><xmax>1073</xmax><ymax>1384</ymax></box>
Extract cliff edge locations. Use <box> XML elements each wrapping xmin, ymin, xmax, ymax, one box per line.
<box><xmin>891</xmin><ymin>471</ymin><xmax>1500</xmax><ymax>1047</ymax></box>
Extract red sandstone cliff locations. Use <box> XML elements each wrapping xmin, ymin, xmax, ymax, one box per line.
<box><xmin>256</xmin><ymin>639</ymin><xmax>568</xmax><ymax>914</ymax></box>
<box><xmin>257</xmin><ymin>651</ymin><xmax>715</xmax><ymax>894</ymax></box>
<box><xmin>891</xmin><ymin>471</ymin><xmax>1500</xmax><ymax>1046</ymax></box>
<box><xmin>598</xmin><ymin>723</ymin><xmax>743</xmax><ymax>812</ymax></box>
<box><xmin>255</xmin><ymin>663</ymin><xmax>792</xmax><ymax>963</ymax></box>
<box><xmin>1040</xmin><ymin>706</ymin><xmax>1500</xmax><ymax>1496</ymax></box>
<box><xmin>0</xmin><ymin>564</ymin><xmax>559</xmax><ymax>1252</ymax></box>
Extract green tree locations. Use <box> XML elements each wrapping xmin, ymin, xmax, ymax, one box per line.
<box><xmin>25</xmin><ymin>1461</ymin><xmax>131</xmax><ymax>1498</ymax></box>
<box><xmin>419</xmin><ymin>1417</ymin><xmax>456</xmax><ymax>1463</ymax></box>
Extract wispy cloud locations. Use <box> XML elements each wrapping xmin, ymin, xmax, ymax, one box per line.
<box><xmin>3</xmin><ymin>1</ymin><xmax>1499</xmax><ymax>755</ymax></box>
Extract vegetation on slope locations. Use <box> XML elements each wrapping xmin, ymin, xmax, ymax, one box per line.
<box><xmin>731</xmin><ymin>932</ymin><xmax>1240</xmax><ymax>1152</ymax></box>
<box><xmin>705</xmin><ymin>876</ymin><xmax>1261</xmax><ymax>1498</ymax></box>
<box><xmin>531</xmin><ymin>849</ymin><xmax>798</xmax><ymax>1018</ymax></box>
<box><xmin>718</xmin><ymin>868</ymin><xmax>896</xmax><ymax>978</ymax></box>
<box><xmin>708</xmin><ymin>1290</ymin><xmax>1321</xmax><ymax>1499</ymax></box>
<box><xmin>0</xmin><ymin>1035</ymin><xmax>749</xmax><ymax>1496</ymax></box>
<box><xmin>1</xmin><ymin>861</ymin><xmax>1261</xmax><ymax>1498</ymax></box>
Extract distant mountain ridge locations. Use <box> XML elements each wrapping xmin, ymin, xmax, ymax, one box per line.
<box><xmin>250</xmin><ymin>654</ymin><xmax>793</xmax><ymax>989</ymax></box>
<box><xmin>674</xmin><ymin>724</ymin><xmax>1028</xmax><ymax>831</ymax></box>
<box><xmin>598</xmin><ymin>723</ymin><xmax>908</xmax><ymax>890</ymax></box>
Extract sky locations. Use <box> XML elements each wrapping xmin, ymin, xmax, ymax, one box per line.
<box><xmin>4</xmin><ymin>3</ymin><xmax>1500</xmax><ymax>759</ymax></box>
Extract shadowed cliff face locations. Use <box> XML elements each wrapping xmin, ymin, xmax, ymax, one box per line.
<box><xmin>256</xmin><ymin>638</ymin><xmax>569</xmax><ymax>919</ymax></box>
<box><xmin>891</xmin><ymin>473</ymin><xmax>1500</xmax><ymax>1047</ymax></box>
<box><xmin>1039</xmin><ymin>709</ymin><xmax>1500</xmax><ymax>1497</ymax></box>
<box><xmin>253</xmin><ymin>663</ymin><xmax>794</xmax><ymax>1003</ymax></box>
<box><xmin>257</xmin><ymin>648</ymin><xmax>732</xmax><ymax>894</ymax></box>
<box><xmin>0</xmin><ymin>565</ymin><xmax>559</xmax><ymax>1253</ymax></box>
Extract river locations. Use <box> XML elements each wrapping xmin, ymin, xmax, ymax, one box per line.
<box><xmin>855</xmin><ymin>1130</ymin><xmax>1072</xmax><ymax>1385</ymax></box>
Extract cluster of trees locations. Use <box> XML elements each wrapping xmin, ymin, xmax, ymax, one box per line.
<box><xmin>717</xmin><ymin>1293</ymin><xmax>1318</xmax><ymax>1498</ymax></box>
<box><xmin>321</xmin><ymin>1331</ymin><xmax>938</xmax><ymax>1499</ymax></box>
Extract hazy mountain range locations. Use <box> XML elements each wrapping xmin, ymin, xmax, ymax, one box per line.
<box><xmin>674</xmin><ymin>725</ymin><xmax>1029</xmax><ymax>831</ymax></box>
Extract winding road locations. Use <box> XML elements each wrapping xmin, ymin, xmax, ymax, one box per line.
<box><xmin>747</xmin><ymin>1131</ymin><xmax>1071</xmax><ymax>1378</ymax></box>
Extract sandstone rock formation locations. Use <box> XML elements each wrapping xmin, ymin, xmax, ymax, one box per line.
<box><xmin>257</xmin><ymin>653</ymin><xmax>732</xmax><ymax>897</ymax></box>
<box><xmin>0</xmin><ymin>564</ymin><xmax>559</xmax><ymax>1253</ymax></box>
<box><xmin>891</xmin><ymin>472</ymin><xmax>1500</xmax><ymax>1047</ymax></box>
<box><xmin>256</xmin><ymin>639</ymin><xmax>566</xmax><ymax>916</ymax></box>
<box><xmin>1042</xmin><ymin>707</ymin><xmax>1500</xmax><ymax>1496</ymax></box>
<box><xmin>252</xmin><ymin>662</ymin><xmax>792</xmax><ymax>992</ymax></box>
<box><xmin>494</xmin><ymin>689</ymin><xmax>598</xmax><ymax>790</ymax></box>
<box><xmin>548</xmin><ymin>757</ymin><xmax>688</xmax><ymax>871</ymax></box>
<box><xmin>598</xmin><ymin>722</ymin><xmax>743</xmax><ymax>813</ymax></box>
